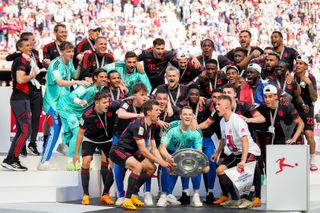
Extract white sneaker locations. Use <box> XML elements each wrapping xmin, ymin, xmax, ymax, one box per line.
<box><xmin>115</xmin><ymin>197</ymin><xmax>125</xmax><ymax>206</ymax></box>
<box><xmin>166</xmin><ymin>194</ymin><xmax>181</xmax><ymax>206</ymax></box>
<box><xmin>238</xmin><ymin>199</ymin><xmax>254</xmax><ymax>209</ymax></box>
<box><xmin>37</xmin><ymin>161</ymin><xmax>55</xmax><ymax>171</ymax></box>
<box><xmin>157</xmin><ymin>194</ymin><xmax>167</xmax><ymax>207</ymax></box>
<box><xmin>191</xmin><ymin>193</ymin><xmax>203</xmax><ymax>207</ymax></box>
<box><xmin>56</xmin><ymin>143</ymin><xmax>68</xmax><ymax>156</ymax></box>
<box><xmin>144</xmin><ymin>192</ymin><xmax>153</xmax><ymax>206</ymax></box>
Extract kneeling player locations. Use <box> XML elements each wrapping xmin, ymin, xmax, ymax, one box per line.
<box><xmin>109</xmin><ymin>100</ymin><xmax>171</xmax><ymax>210</ymax></box>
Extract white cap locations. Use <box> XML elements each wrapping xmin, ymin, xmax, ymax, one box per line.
<box><xmin>176</xmin><ymin>50</ymin><xmax>189</xmax><ymax>60</ymax></box>
<box><xmin>296</xmin><ymin>55</ymin><xmax>309</xmax><ymax>66</ymax></box>
<box><xmin>247</xmin><ymin>63</ymin><xmax>262</xmax><ymax>74</ymax></box>
<box><xmin>263</xmin><ymin>84</ymin><xmax>278</xmax><ymax>95</ymax></box>
<box><xmin>88</xmin><ymin>21</ymin><xmax>101</xmax><ymax>31</ymax></box>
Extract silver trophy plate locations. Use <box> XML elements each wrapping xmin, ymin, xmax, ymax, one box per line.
<box><xmin>172</xmin><ymin>148</ymin><xmax>208</xmax><ymax>177</ymax></box>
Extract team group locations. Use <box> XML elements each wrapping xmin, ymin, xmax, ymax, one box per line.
<box><xmin>1</xmin><ymin>22</ymin><xmax>317</xmax><ymax>210</ymax></box>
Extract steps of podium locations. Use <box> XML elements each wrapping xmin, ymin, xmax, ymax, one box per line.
<box><xmin>0</xmin><ymin>154</ymin><xmax>102</xmax><ymax>171</ymax></box>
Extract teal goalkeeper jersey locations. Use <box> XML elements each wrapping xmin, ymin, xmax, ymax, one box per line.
<box><xmin>160</xmin><ymin>120</ymin><xmax>203</xmax><ymax>152</ymax></box>
<box><xmin>44</xmin><ymin>57</ymin><xmax>76</xmax><ymax>113</ymax></box>
<box><xmin>102</xmin><ymin>60</ymin><xmax>152</xmax><ymax>95</ymax></box>
<box><xmin>57</xmin><ymin>84</ymin><xmax>104</xmax><ymax>115</ymax></box>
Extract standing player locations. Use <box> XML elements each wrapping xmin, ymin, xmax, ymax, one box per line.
<box><xmin>294</xmin><ymin>55</ymin><xmax>318</xmax><ymax>171</ymax></box>
<box><xmin>109</xmin><ymin>100</ymin><xmax>171</xmax><ymax>210</ymax></box>
<box><xmin>39</xmin><ymin>41</ymin><xmax>88</xmax><ymax>170</ymax></box>
<box><xmin>193</xmin><ymin>59</ymin><xmax>227</xmax><ymax>98</ymax></box>
<box><xmin>138</xmin><ymin>38</ymin><xmax>176</xmax><ymax>89</ymax></box>
<box><xmin>79</xmin><ymin>36</ymin><xmax>114</xmax><ymax>81</ymax></box>
<box><xmin>103</xmin><ymin>51</ymin><xmax>152</xmax><ymax>95</ymax></box>
<box><xmin>152</xmin><ymin>66</ymin><xmax>188</xmax><ymax>106</ymax></box>
<box><xmin>271</xmin><ymin>31</ymin><xmax>299</xmax><ymax>71</ymax></box>
<box><xmin>57</xmin><ymin>69</ymin><xmax>107</xmax><ymax>170</ymax></box>
<box><xmin>1</xmin><ymin>39</ymin><xmax>39</xmax><ymax>171</ymax></box>
<box><xmin>212</xmin><ymin>95</ymin><xmax>262</xmax><ymax>208</ymax></box>
<box><xmin>42</xmin><ymin>23</ymin><xmax>68</xmax><ymax>68</ymax></box>
<box><xmin>73</xmin><ymin>92</ymin><xmax>119</xmax><ymax>205</ymax></box>
<box><xmin>103</xmin><ymin>70</ymin><xmax>127</xmax><ymax>101</ymax></box>
<box><xmin>74</xmin><ymin>21</ymin><xmax>101</xmax><ymax>67</ymax></box>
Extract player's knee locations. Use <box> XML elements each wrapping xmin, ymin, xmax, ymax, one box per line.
<box><xmin>216</xmin><ymin>165</ymin><xmax>225</xmax><ymax>175</ymax></box>
<box><xmin>132</xmin><ymin>163</ymin><xmax>142</xmax><ymax>174</ymax></box>
<box><xmin>82</xmin><ymin>156</ymin><xmax>93</xmax><ymax>168</ymax></box>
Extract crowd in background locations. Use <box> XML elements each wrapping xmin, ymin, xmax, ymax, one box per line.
<box><xmin>0</xmin><ymin>0</ymin><xmax>319</xmax><ymax>67</ymax></box>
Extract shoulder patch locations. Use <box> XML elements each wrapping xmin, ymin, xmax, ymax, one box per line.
<box><xmin>122</xmin><ymin>102</ymin><xmax>129</xmax><ymax>110</ymax></box>
<box><xmin>138</xmin><ymin>126</ymin><xmax>144</xmax><ymax>135</ymax></box>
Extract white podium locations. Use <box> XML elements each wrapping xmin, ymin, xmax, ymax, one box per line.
<box><xmin>266</xmin><ymin>145</ymin><xmax>309</xmax><ymax>211</ymax></box>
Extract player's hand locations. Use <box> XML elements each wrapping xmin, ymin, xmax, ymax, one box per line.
<box><xmin>79</xmin><ymin>100</ymin><xmax>88</xmax><ymax>107</ymax></box>
<box><xmin>286</xmin><ymin>74</ymin><xmax>294</xmax><ymax>84</ymax></box>
<box><xmin>237</xmin><ymin>161</ymin><xmax>245</xmax><ymax>173</ymax></box>
<box><xmin>210</xmin><ymin>153</ymin><xmax>219</xmax><ymax>162</ymax></box>
<box><xmin>73</xmin><ymin>154</ymin><xmax>80</xmax><ymax>166</ymax></box>
<box><xmin>77</xmin><ymin>80</ymin><xmax>91</xmax><ymax>86</ymax></box>
<box><xmin>203</xmin><ymin>166</ymin><xmax>210</xmax><ymax>173</ymax></box>
<box><xmin>286</xmin><ymin>139</ymin><xmax>296</xmax><ymax>144</ymax></box>
<box><xmin>191</xmin><ymin>118</ymin><xmax>198</xmax><ymax>131</ymax></box>
<box><xmin>166</xmin><ymin>156</ymin><xmax>176</xmax><ymax>167</ymax></box>
<box><xmin>161</xmin><ymin>161</ymin><xmax>170</xmax><ymax>168</ymax></box>
<box><xmin>43</xmin><ymin>59</ymin><xmax>51</xmax><ymax>66</ymax></box>
<box><xmin>76</xmin><ymin>53</ymin><xmax>84</xmax><ymax>62</ymax></box>
<box><xmin>157</xmin><ymin>120</ymin><xmax>170</xmax><ymax>130</ymax></box>
<box><xmin>191</xmin><ymin>57</ymin><xmax>201</xmax><ymax>69</ymax></box>
<box><xmin>250</xmin><ymin>49</ymin><xmax>261</xmax><ymax>58</ymax></box>
<box><xmin>83</xmin><ymin>77</ymin><xmax>93</xmax><ymax>84</ymax></box>
<box><xmin>301</xmin><ymin>75</ymin><xmax>312</xmax><ymax>85</ymax></box>
<box><xmin>302</xmin><ymin>104</ymin><xmax>309</xmax><ymax>113</ymax></box>
<box><xmin>119</xmin><ymin>85</ymin><xmax>129</xmax><ymax>95</ymax></box>
<box><xmin>136</xmin><ymin>63</ymin><xmax>144</xmax><ymax>73</ymax></box>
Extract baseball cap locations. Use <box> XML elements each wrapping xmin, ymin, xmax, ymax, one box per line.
<box><xmin>296</xmin><ymin>55</ymin><xmax>309</xmax><ymax>65</ymax></box>
<box><xmin>226</xmin><ymin>65</ymin><xmax>240</xmax><ymax>73</ymax></box>
<box><xmin>263</xmin><ymin>84</ymin><xmax>278</xmax><ymax>95</ymax></box>
<box><xmin>177</xmin><ymin>50</ymin><xmax>189</xmax><ymax>60</ymax></box>
<box><xmin>88</xmin><ymin>21</ymin><xmax>101</xmax><ymax>31</ymax></box>
<box><xmin>247</xmin><ymin>63</ymin><xmax>262</xmax><ymax>74</ymax></box>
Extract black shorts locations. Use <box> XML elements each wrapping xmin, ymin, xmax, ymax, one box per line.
<box><xmin>82</xmin><ymin>141</ymin><xmax>112</xmax><ymax>157</ymax></box>
<box><xmin>298</xmin><ymin>107</ymin><xmax>314</xmax><ymax>131</ymax></box>
<box><xmin>109</xmin><ymin>146</ymin><xmax>145</xmax><ymax>168</ymax></box>
<box><xmin>221</xmin><ymin>153</ymin><xmax>258</xmax><ymax>169</ymax></box>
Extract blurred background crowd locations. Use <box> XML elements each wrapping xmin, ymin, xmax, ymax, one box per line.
<box><xmin>0</xmin><ymin>0</ymin><xmax>319</xmax><ymax>82</ymax></box>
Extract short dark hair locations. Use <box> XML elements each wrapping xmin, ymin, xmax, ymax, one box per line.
<box><xmin>60</xmin><ymin>41</ymin><xmax>74</xmax><ymax>51</ymax></box>
<box><xmin>201</xmin><ymin>38</ymin><xmax>214</xmax><ymax>47</ymax></box>
<box><xmin>94</xmin><ymin>91</ymin><xmax>108</xmax><ymax>102</ymax></box>
<box><xmin>206</xmin><ymin>59</ymin><xmax>218</xmax><ymax>66</ymax></box>
<box><xmin>187</xmin><ymin>84</ymin><xmax>199</xmax><ymax>94</ymax></box>
<box><xmin>92</xmin><ymin>68</ymin><xmax>107</xmax><ymax>81</ymax></box>
<box><xmin>239</xmin><ymin>30</ymin><xmax>252</xmax><ymax>38</ymax></box>
<box><xmin>179</xmin><ymin>106</ymin><xmax>193</xmax><ymax>115</ymax></box>
<box><xmin>125</xmin><ymin>51</ymin><xmax>137</xmax><ymax>59</ymax></box>
<box><xmin>107</xmin><ymin>70</ymin><xmax>120</xmax><ymax>78</ymax></box>
<box><xmin>272</xmin><ymin>31</ymin><xmax>283</xmax><ymax>38</ymax></box>
<box><xmin>212</xmin><ymin>88</ymin><xmax>223</xmax><ymax>93</ymax></box>
<box><xmin>268</xmin><ymin>52</ymin><xmax>280</xmax><ymax>60</ymax></box>
<box><xmin>153</xmin><ymin>38</ymin><xmax>165</xmax><ymax>46</ymax></box>
<box><xmin>218</xmin><ymin>94</ymin><xmax>232</xmax><ymax>105</ymax></box>
<box><xmin>264</xmin><ymin>46</ymin><xmax>274</xmax><ymax>51</ymax></box>
<box><xmin>54</xmin><ymin>23</ymin><xmax>66</xmax><ymax>33</ymax></box>
<box><xmin>132</xmin><ymin>82</ymin><xmax>148</xmax><ymax>94</ymax></box>
<box><xmin>143</xmin><ymin>99</ymin><xmax>159</xmax><ymax>115</ymax></box>
<box><xmin>16</xmin><ymin>39</ymin><xmax>28</xmax><ymax>51</ymax></box>
<box><xmin>20</xmin><ymin>32</ymin><xmax>33</xmax><ymax>40</ymax></box>
<box><xmin>234</xmin><ymin>47</ymin><xmax>248</xmax><ymax>55</ymax></box>
<box><xmin>155</xmin><ymin>87</ymin><xmax>168</xmax><ymax>96</ymax></box>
